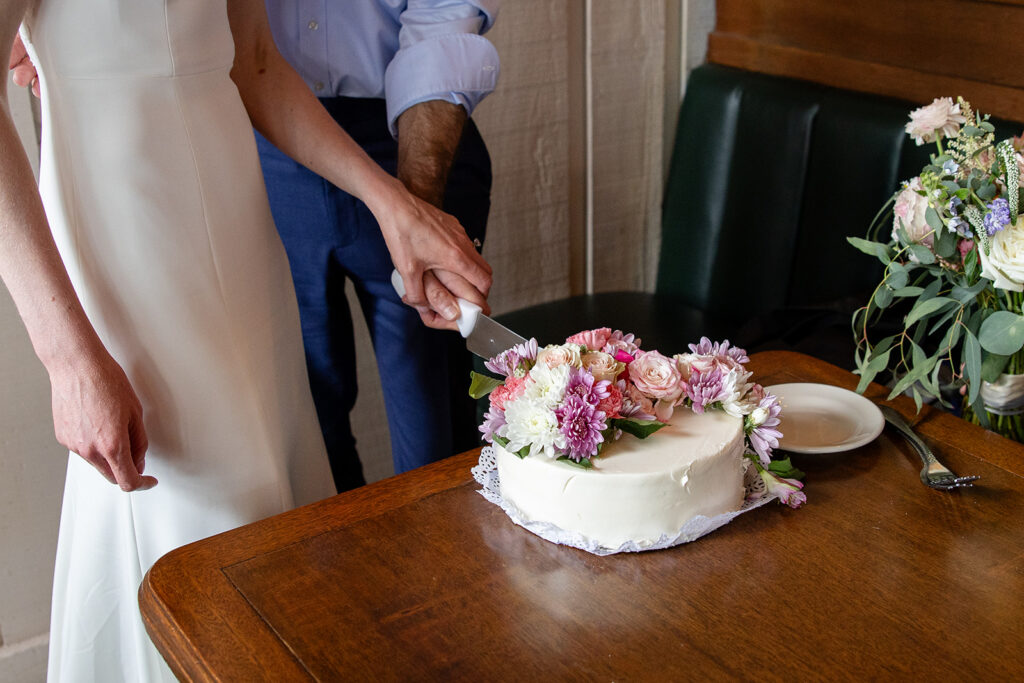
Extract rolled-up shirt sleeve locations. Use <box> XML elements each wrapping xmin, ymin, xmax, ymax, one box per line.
<box><xmin>384</xmin><ymin>0</ymin><xmax>501</xmax><ymax>136</ymax></box>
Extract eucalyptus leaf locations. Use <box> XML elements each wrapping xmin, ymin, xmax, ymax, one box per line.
<box><xmin>963</xmin><ymin>125</ymin><xmax>983</xmax><ymax>136</ymax></box>
<box><xmin>981</xmin><ymin>352</ymin><xmax>1011</xmax><ymax>382</ymax></box>
<box><xmin>905</xmin><ymin>296</ymin><xmax>956</xmax><ymax>327</ymax></box>
<box><xmin>963</xmin><ymin>330</ymin><xmax>982</xmax><ymax>406</ymax></box>
<box><xmin>907</xmin><ymin>244</ymin><xmax>935</xmax><ymax>264</ymax></box>
<box><xmin>951</xmin><ymin>279</ymin><xmax>987</xmax><ymax>304</ymax></box>
<box><xmin>893</xmin><ymin>286</ymin><xmax>925</xmax><ymax>298</ymax></box>
<box><xmin>886</xmin><ymin>269</ymin><xmax>908</xmax><ymax>289</ymax></box>
<box><xmin>977</xmin><ymin>182</ymin><xmax>997</xmax><ymax>201</ymax></box>
<box><xmin>978</xmin><ymin>310</ymin><xmax>1024</xmax><ymax>355</ymax></box>
<box><xmin>847</xmin><ymin>236</ymin><xmax>891</xmax><ymax>263</ymax></box>
<box><xmin>556</xmin><ymin>455</ymin><xmax>594</xmax><ymax>469</ymax></box>
<box><xmin>874</xmin><ymin>286</ymin><xmax>894</xmax><ymax>309</ymax></box>
<box><xmin>933</xmin><ymin>228</ymin><xmax>957</xmax><ymax>259</ymax></box>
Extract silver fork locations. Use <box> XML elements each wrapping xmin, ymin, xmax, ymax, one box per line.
<box><xmin>879</xmin><ymin>406</ymin><xmax>980</xmax><ymax>490</ymax></box>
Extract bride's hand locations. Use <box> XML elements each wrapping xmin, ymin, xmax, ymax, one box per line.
<box><xmin>8</xmin><ymin>33</ymin><xmax>39</xmax><ymax>97</ymax></box>
<box><xmin>48</xmin><ymin>350</ymin><xmax>155</xmax><ymax>491</ymax></box>
<box><xmin>371</xmin><ymin>179</ymin><xmax>492</xmax><ymax>321</ymax></box>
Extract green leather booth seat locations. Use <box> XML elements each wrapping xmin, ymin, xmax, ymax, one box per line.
<box><xmin>492</xmin><ymin>64</ymin><xmax>1023</xmax><ymax>369</ymax></box>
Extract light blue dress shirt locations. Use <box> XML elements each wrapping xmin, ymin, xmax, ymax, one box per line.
<box><xmin>265</xmin><ymin>1</ymin><xmax>501</xmax><ymax>136</ymax></box>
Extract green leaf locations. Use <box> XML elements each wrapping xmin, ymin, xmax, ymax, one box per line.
<box><xmin>933</xmin><ymin>227</ymin><xmax>957</xmax><ymax>259</ymax></box>
<box><xmin>905</xmin><ymin>296</ymin><xmax>956</xmax><ymax>327</ymax></box>
<box><xmin>951</xmin><ymin>279</ymin><xmax>987</xmax><ymax>304</ymax></box>
<box><xmin>979</xmin><ymin>121</ymin><xmax>996</xmax><ymax>132</ymax></box>
<box><xmin>609</xmin><ymin>418</ymin><xmax>666</xmax><ymax>439</ymax></box>
<box><xmin>925</xmin><ymin>207</ymin><xmax>944</xmax><ymax>231</ymax></box>
<box><xmin>856</xmin><ymin>347</ymin><xmax>892</xmax><ymax>393</ymax></box>
<box><xmin>893</xmin><ymin>286</ymin><xmax>925</xmax><ymax>298</ymax></box>
<box><xmin>963</xmin><ymin>125</ymin><xmax>983</xmax><ymax>136</ymax></box>
<box><xmin>907</xmin><ymin>244</ymin><xmax>936</xmax><ymax>264</ymax></box>
<box><xmin>468</xmin><ymin>371</ymin><xmax>504</xmax><ymax>399</ymax></box>
<box><xmin>557</xmin><ymin>455</ymin><xmax>594</xmax><ymax>469</ymax></box>
<box><xmin>874</xmin><ymin>286</ymin><xmax>894</xmax><ymax>309</ymax></box>
<box><xmin>847</xmin><ymin>236</ymin><xmax>891</xmax><ymax>263</ymax></box>
<box><xmin>963</xmin><ymin>330</ymin><xmax>982</xmax><ymax>406</ymax></box>
<box><xmin>978</xmin><ymin>310</ymin><xmax>1024</xmax><ymax>355</ymax></box>
<box><xmin>981</xmin><ymin>352</ymin><xmax>1011</xmax><ymax>382</ymax></box>
<box><xmin>977</xmin><ymin>182</ymin><xmax>997</xmax><ymax>201</ymax></box>
<box><xmin>768</xmin><ymin>457</ymin><xmax>804</xmax><ymax>480</ymax></box>
<box><xmin>886</xmin><ymin>268</ymin><xmax>909</xmax><ymax>289</ymax></box>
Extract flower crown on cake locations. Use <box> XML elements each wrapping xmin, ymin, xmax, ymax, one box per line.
<box><xmin>470</xmin><ymin>329</ymin><xmax>806</xmax><ymax>508</ymax></box>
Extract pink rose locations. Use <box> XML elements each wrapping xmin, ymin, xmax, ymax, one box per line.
<box><xmin>628</xmin><ymin>350</ymin><xmax>683</xmax><ymax>402</ymax></box>
<box><xmin>536</xmin><ymin>344</ymin><xmax>582</xmax><ymax>369</ymax></box>
<box><xmin>567</xmin><ymin>327</ymin><xmax>612</xmax><ymax>351</ymax></box>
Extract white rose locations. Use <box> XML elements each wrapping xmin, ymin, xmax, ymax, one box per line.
<box><xmin>536</xmin><ymin>343</ymin><xmax>583</xmax><ymax>370</ymax></box>
<box><xmin>980</xmin><ymin>216</ymin><xmax>1024</xmax><ymax>292</ymax></box>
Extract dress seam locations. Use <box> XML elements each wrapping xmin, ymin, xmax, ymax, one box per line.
<box><xmin>169</xmin><ymin>77</ymin><xmax>292</xmax><ymax>514</ymax></box>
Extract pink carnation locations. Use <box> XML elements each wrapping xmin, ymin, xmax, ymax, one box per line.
<box><xmin>567</xmin><ymin>327</ymin><xmax>612</xmax><ymax>351</ymax></box>
<box><xmin>489</xmin><ymin>376</ymin><xmax>526</xmax><ymax>411</ymax></box>
<box><xmin>597</xmin><ymin>384</ymin><xmax>623</xmax><ymax>419</ymax></box>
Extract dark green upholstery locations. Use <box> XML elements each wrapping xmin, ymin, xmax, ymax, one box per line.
<box><xmin>493</xmin><ymin>64</ymin><xmax>1023</xmax><ymax>368</ymax></box>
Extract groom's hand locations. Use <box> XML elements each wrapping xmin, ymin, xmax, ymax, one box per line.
<box><xmin>409</xmin><ymin>269</ymin><xmax>490</xmax><ymax>331</ymax></box>
<box><xmin>8</xmin><ymin>34</ymin><xmax>39</xmax><ymax>97</ymax></box>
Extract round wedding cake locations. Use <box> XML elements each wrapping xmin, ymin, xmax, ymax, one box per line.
<box><xmin>494</xmin><ymin>408</ymin><xmax>746</xmax><ymax>550</ymax></box>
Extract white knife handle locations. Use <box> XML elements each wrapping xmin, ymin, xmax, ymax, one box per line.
<box><xmin>390</xmin><ymin>269</ymin><xmax>478</xmax><ymax>339</ymax></box>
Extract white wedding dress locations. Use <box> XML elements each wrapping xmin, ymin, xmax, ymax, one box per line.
<box><xmin>21</xmin><ymin>1</ymin><xmax>336</xmax><ymax>680</ymax></box>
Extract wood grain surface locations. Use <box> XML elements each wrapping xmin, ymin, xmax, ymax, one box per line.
<box><xmin>708</xmin><ymin>0</ymin><xmax>1024</xmax><ymax>123</ymax></box>
<box><xmin>140</xmin><ymin>352</ymin><xmax>1024</xmax><ymax>681</ymax></box>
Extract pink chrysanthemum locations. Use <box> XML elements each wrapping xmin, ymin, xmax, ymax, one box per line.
<box><xmin>556</xmin><ymin>395</ymin><xmax>606</xmax><ymax>462</ymax></box>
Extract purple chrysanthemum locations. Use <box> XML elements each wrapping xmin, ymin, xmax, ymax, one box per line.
<box><xmin>983</xmin><ymin>198</ymin><xmax>1012</xmax><ymax>236</ymax></box>
<box><xmin>556</xmin><ymin>395</ymin><xmax>606</xmax><ymax>462</ymax></box>
<box><xmin>484</xmin><ymin>338</ymin><xmax>539</xmax><ymax>377</ymax></box>
<box><xmin>748</xmin><ymin>394</ymin><xmax>783</xmax><ymax>466</ymax></box>
<box><xmin>687</xmin><ymin>337</ymin><xmax>749</xmax><ymax>364</ymax></box>
<box><xmin>685</xmin><ymin>367</ymin><xmax>727</xmax><ymax>414</ymax></box>
<box><xmin>564</xmin><ymin>368</ymin><xmax>611</xmax><ymax>407</ymax></box>
<box><xmin>479</xmin><ymin>408</ymin><xmax>506</xmax><ymax>444</ymax></box>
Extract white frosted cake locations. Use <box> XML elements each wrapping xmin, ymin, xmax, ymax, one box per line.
<box><xmin>494</xmin><ymin>408</ymin><xmax>746</xmax><ymax>549</ymax></box>
<box><xmin>475</xmin><ymin>331</ymin><xmax>797</xmax><ymax>554</ymax></box>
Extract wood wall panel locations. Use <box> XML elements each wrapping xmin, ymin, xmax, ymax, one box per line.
<box><xmin>709</xmin><ymin>0</ymin><xmax>1024</xmax><ymax>123</ymax></box>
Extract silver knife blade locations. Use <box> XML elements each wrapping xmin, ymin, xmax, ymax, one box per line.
<box><xmin>390</xmin><ymin>269</ymin><xmax>527</xmax><ymax>359</ymax></box>
<box><xmin>463</xmin><ymin>313</ymin><xmax>528</xmax><ymax>360</ymax></box>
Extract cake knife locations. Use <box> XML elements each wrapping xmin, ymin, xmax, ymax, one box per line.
<box><xmin>390</xmin><ymin>270</ymin><xmax>528</xmax><ymax>360</ymax></box>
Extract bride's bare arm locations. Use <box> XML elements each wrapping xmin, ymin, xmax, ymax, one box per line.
<box><xmin>0</xmin><ymin>4</ymin><xmax>153</xmax><ymax>491</ymax></box>
<box><xmin>225</xmin><ymin>0</ymin><xmax>491</xmax><ymax>326</ymax></box>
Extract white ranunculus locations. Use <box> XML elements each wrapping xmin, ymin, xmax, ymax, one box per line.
<box><xmin>523</xmin><ymin>362</ymin><xmax>570</xmax><ymax>408</ymax></box>
<box><xmin>980</xmin><ymin>216</ymin><xmax>1024</xmax><ymax>292</ymax></box>
<box><xmin>503</xmin><ymin>396</ymin><xmax>565</xmax><ymax>459</ymax></box>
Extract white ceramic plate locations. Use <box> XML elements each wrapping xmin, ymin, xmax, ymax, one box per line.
<box><xmin>765</xmin><ymin>383</ymin><xmax>884</xmax><ymax>454</ymax></box>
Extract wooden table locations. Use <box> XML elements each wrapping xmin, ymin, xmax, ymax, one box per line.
<box><xmin>140</xmin><ymin>351</ymin><xmax>1024</xmax><ymax>681</ymax></box>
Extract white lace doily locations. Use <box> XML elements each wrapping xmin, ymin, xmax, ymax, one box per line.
<box><xmin>471</xmin><ymin>446</ymin><xmax>778</xmax><ymax>556</ymax></box>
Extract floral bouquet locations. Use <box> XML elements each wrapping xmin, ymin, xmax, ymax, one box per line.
<box><xmin>849</xmin><ymin>97</ymin><xmax>1024</xmax><ymax>442</ymax></box>
<box><xmin>470</xmin><ymin>329</ymin><xmax>805</xmax><ymax>507</ymax></box>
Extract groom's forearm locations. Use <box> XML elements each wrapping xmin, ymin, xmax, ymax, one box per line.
<box><xmin>396</xmin><ymin>100</ymin><xmax>467</xmax><ymax>209</ymax></box>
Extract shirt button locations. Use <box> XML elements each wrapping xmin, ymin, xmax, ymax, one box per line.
<box><xmin>314</xmin><ymin>81</ymin><xmax>325</xmax><ymax>91</ymax></box>
<box><xmin>308</xmin><ymin>20</ymin><xmax>319</xmax><ymax>30</ymax></box>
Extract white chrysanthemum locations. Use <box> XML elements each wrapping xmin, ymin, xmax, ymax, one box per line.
<box><xmin>523</xmin><ymin>362</ymin><xmax>570</xmax><ymax>408</ymax></box>
<box><xmin>719</xmin><ymin>368</ymin><xmax>755</xmax><ymax>418</ymax></box>
<box><xmin>503</xmin><ymin>396</ymin><xmax>566</xmax><ymax>459</ymax></box>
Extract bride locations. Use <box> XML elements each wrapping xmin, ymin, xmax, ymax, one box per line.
<box><xmin>0</xmin><ymin>0</ymin><xmax>491</xmax><ymax>680</ymax></box>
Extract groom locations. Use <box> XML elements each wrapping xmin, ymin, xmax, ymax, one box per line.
<box><xmin>257</xmin><ymin>2</ymin><xmax>501</xmax><ymax>491</ymax></box>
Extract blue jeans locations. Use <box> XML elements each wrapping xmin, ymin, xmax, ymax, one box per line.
<box><xmin>256</xmin><ymin>97</ymin><xmax>490</xmax><ymax>492</ymax></box>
